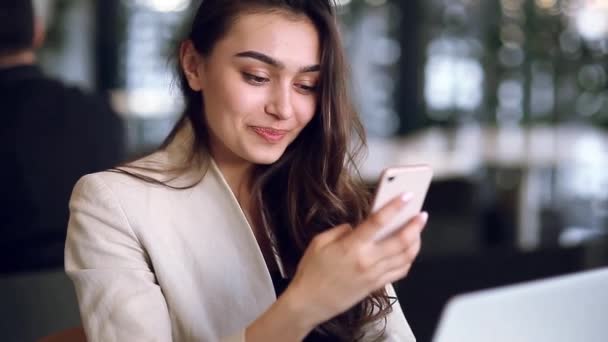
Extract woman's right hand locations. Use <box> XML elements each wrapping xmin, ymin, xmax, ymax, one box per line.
<box><xmin>283</xmin><ymin>193</ymin><xmax>429</xmax><ymax>331</ymax></box>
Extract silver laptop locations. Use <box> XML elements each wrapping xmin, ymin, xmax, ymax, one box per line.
<box><xmin>433</xmin><ymin>267</ymin><xmax>608</xmax><ymax>342</ymax></box>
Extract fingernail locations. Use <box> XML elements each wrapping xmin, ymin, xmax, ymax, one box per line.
<box><xmin>420</xmin><ymin>212</ymin><xmax>429</xmax><ymax>224</ymax></box>
<box><xmin>401</xmin><ymin>192</ymin><xmax>414</xmax><ymax>203</ymax></box>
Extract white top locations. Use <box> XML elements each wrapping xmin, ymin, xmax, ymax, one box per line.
<box><xmin>65</xmin><ymin>124</ymin><xmax>416</xmax><ymax>341</ymax></box>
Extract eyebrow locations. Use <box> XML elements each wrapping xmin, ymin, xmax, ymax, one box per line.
<box><xmin>234</xmin><ymin>50</ymin><xmax>321</xmax><ymax>73</ymax></box>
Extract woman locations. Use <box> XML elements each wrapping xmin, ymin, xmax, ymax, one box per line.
<box><xmin>65</xmin><ymin>0</ymin><xmax>427</xmax><ymax>341</ymax></box>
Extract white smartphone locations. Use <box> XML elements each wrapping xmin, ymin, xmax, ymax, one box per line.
<box><xmin>370</xmin><ymin>165</ymin><xmax>433</xmax><ymax>242</ymax></box>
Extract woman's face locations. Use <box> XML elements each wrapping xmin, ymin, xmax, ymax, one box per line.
<box><xmin>182</xmin><ymin>11</ymin><xmax>320</xmax><ymax>166</ymax></box>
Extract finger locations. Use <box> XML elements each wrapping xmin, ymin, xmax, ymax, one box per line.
<box><xmin>348</xmin><ymin>193</ymin><xmax>413</xmax><ymax>244</ymax></box>
<box><xmin>370</xmin><ymin>212</ymin><xmax>428</xmax><ymax>263</ymax></box>
<box><xmin>310</xmin><ymin>224</ymin><xmax>352</xmax><ymax>248</ymax></box>
<box><xmin>373</xmin><ymin>263</ymin><xmax>413</xmax><ymax>290</ymax></box>
<box><xmin>374</xmin><ymin>247</ymin><xmax>422</xmax><ymax>289</ymax></box>
<box><xmin>378</xmin><ymin>211</ymin><xmax>428</xmax><ymax>243</ymax></box>
<box><xmin>371</xmin><ymin>238</ymin><xmax>421</xmax><ymax>277</ymax></box>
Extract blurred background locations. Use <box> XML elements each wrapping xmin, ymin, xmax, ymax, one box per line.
<box><xmin>1</xmin><ymin>0</ymin><xmax>607</xmax><ymax>341</ymax></box>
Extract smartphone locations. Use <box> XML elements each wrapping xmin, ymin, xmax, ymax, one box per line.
<box><xmin>370</xmin><ymin>165</ymin><xmax>433</xmax><ymax>242</ymax></box>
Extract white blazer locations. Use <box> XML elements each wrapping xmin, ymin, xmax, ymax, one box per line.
<box><xmin>65</xmin><ymin>124</ymin><xmax>416</xmax><ymax>341</ymax></box>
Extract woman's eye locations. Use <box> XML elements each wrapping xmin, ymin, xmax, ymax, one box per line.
<box><xmin>296</xmin><ymin>83</ymin><xmax>318</xmax><ymax>94</ymax></box>
<box><xmin>243</xmin><ymin>73</ymin><xmax>269</xmax><ymax>85</ymax></box>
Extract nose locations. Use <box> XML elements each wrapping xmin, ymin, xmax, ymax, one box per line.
<box><xmin>265</xmin><ymin>84</ymin><xmax>294</xmax><ymax>120</ymax></box>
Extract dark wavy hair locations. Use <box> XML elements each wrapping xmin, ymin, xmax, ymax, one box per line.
<box><xmin>116</xmin><ymin>0</ymin><xmax>395</xmax><ymax>340</ymax></box>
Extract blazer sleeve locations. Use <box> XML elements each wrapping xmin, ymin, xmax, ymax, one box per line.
<box><xmin>360</xmin><ymin>284</ymin><xmax>417</xmax><ymax>342</ymax></box>
<box><xmin>64</xmin><ymin>175</ymin><xmax>248</xmax><ymax>342</ymax></box>
<box><xmin>65</xmin><ymin>174</ymin><xmax>174</xmax><ymax>341</ymax></box>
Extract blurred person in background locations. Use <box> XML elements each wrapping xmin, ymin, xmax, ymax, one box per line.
<box><xmin>0</xmin><ymin>0</ymin><xmax>125</xmax><ymax>274</ymax></box>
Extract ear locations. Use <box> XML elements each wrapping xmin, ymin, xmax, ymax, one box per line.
<box><xmin>32</xmin><ymin>17</ymin><xmax>46</xmax><ymax>49</ymax></box>
<box><xmin>180</xmin><ymin>40</ymin><xmax>205</xmax><ymax>92</ymax></box>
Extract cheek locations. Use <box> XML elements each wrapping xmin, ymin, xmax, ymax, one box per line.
<box><xmin>294</xmin><ymin>96</ymin><xmax>318</xmax><ymax>127</ymax></box>
<box><xmin>206</xmin><ymin>75</ymin><xmax>266</xmax><ymax>126</ymax></box>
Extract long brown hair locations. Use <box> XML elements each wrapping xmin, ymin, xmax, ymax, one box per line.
<box><xmin>116</xmin><ymin>0</ymin><xmax>395</xmax><ymax>340</ymax></box>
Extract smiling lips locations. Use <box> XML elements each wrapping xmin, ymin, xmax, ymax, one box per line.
<box><xmin>252</xmin><ymin>126</ymin><xmax>289</xmax><ymax>143</ymax></box>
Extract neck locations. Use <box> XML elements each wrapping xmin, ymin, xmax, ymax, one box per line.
<box><xmin>212</xmin><ymin>147</ymin><xmax>255</xmax><ymax>207</ymax></box>
<box><xmin>0</xmin><ymin>50</ymin><xmax>36</xmax><ymax>68</ymax></box>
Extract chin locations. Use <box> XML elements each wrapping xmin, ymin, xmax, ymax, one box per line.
<box><xmin>245</xmin><ymin>148</ymin><xmax>286</xmax><ymax>165</ymax></box>
<box><xmin>249</xmin><ymin>154</ymin><xmax>282</xmax><ymax>165</ymax></box>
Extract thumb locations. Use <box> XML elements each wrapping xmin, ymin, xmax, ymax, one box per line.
<box><xmin>350</xmin><ymin>193</ymin><xmax>412</xmax><ymax>244</ymax></box>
